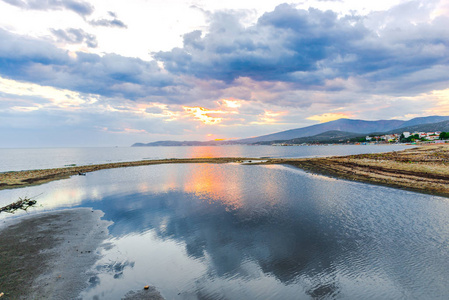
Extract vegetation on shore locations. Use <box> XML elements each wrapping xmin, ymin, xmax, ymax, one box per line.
<box><xmin>0</xmin><ymin>197</ymin><xmax>37</xmax><ymax>214</ymax></box>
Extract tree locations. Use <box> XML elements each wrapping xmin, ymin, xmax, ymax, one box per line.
<box><xmin>440</xmin><ymin>132</ymin><xmax>449</xmax><ymax>140</ymax></box>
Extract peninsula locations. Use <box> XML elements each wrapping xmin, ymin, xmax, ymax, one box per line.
<box><xmin>1</xmin><ymin>145</ymin><xmax>449</xmax><ymax>198</ymax></box>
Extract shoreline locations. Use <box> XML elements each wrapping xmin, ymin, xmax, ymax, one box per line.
<box><xmin>1</xmin><ymin>145</ymin><xmax>448</xmax><ymax>198</ymax></box>
<box><xmin>275</xmin><ymin>144</ymin><xmax>449</xmax><ymax>198</ymax></box>
<box><xmin>1</xmin><ymin>145</ymin><xmax>448</xmax><ymax>299</ymax></box>
<box><xmin>0</xmin><ymin>208</ymin><xmax>110</xmax><ymax>299</ymax></box>
<box><xmin>0</xmin><ymin>208</ymin><xmax>165</xmax><ymax>300</ymax></box>
<box><xmin>0</xmin><ymin>157</ymin><xmax>262</xmax><ymax>191</ymax></box>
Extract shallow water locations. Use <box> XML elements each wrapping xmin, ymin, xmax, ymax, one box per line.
<box><xmin>0</xmin><ymin>144</ymin><xmax>412</xmax><ymax>172</ymax></box>
<box><xmin>1</xmin><ymin>163</ymin><xmax>449</xmax><ymax>299</ymax></box>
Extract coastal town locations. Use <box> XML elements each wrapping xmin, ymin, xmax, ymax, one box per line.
<box><xmin>272</xmin><ymin>131</ymin><xmax>449</xmax><ymax>146</ymax></box>
<box><xmin>365</xmin><ymin>131</ymin><xmax>449</xmax><ymax>143</ymax></box>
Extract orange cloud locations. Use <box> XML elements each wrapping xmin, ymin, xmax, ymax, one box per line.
<box><xmin>251</xmin><ymin>110</ymin><xmax>287</xmax><ymax>125</ymax></box>
<box><xmin>183</xmin><ymin>106</ymin><xmax>225</xmax><ymax>125</ymax></box>
<box><xmin>307</xmin><ymin>112</ymin><xmax>352</xmax><ymax>123</ymax></box>
<box><xmin>425</xmin><ymin>88</ymin><xmax>449</xmax><ymax>115</ymax></box>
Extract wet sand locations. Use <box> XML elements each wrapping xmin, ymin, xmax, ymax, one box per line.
<box><xmin>0</xmin><ymin>208</ymin><xmax>110</xmax><ymax>299</ymax></box>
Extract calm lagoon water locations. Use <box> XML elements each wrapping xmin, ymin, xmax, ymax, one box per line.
<box><xmin>0</xmin><ymin>144</ymin><xmax>413</xmax><ymax>172</ymax></box>
<box><xmin>1</xmin><ymin>163</ymin><xmax>449</xmax><ymax>299</ymax></box>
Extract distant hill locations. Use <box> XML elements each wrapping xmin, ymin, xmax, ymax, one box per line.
<box><xmin>399</xmin><ymin>116</ymin><xmax>449</xmax><ymax>128</ymax></box>
<box><xmin>236</xmin><ymin>119</ymin><xmax>401</xmax><ymax>144</ymax></box>
<box><xmin>255</xmin><ymin>130</ymin><xmax>362</xmax><ymax>145</ymax></box>
<box><xmin>256</xmin><ymin>121</ymin><xmax>449</xmax><ymax>145</ymax></box>
<box><xmin>389</xmin><ymin>120</ymin><xmax>449</xmax><ymax>134</ymax></box>
<box><xmin>235</xmin><ymin>116</ymin><xmax>449</xmax><ymax>144</ymax></box>
<box><xmin>132</xmin><ymin>140</ymin><xmax>227</xmax><ymax>147</ymax></box>
<box><xmin>132</xmin><ymin>115</ymin><xmax>449</xmax><ymax>146</ymax></box>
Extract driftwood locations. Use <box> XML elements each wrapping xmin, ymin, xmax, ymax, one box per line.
<box><xmin>0</xmin><ymin>197</ymin><xmax>37</xmax><ymax>214</ymax></box>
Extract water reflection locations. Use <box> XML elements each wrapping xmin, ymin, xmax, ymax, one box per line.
<box><xmin>2</xmin><ymin>164</ymin><xmax>449</xmax><ymax>299</ymax></box>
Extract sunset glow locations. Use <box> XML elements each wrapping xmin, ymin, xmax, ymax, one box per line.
<box><xmin>307</xmin><ymin>113</ymin><xmax>352</xmax><ymax>123</ymax></box>
<box><xmin>0</xmin><ymin>0</ymin><xmax>447</xmax><ymax>146</ymax></box>
<box><xmin>183</xmin><ymin>106</ymin><xmax>225</xmax><ymax>125</ymax></box>
<box><xmin>220</xmin><ymin>99</ymin><xmax>242</xmax><ymax>108</ymax></box>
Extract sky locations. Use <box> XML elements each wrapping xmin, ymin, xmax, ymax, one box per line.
<box><xmin>0</xmin><ymin>0</ymin><xmax>448</xmax><ymax>147</ymax></box>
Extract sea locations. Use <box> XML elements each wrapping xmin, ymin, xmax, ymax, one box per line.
<box><xmin>0</xmin><ymin>144</ymin><xmax>412</xmax><ymax>172</ymax></box>
<box><xmin>2</xmin><ymin>144</ymin><xmax>449</xmax><ymax>299</ymax></box>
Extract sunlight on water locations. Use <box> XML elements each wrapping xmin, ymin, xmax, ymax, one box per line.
<box><xmin>2</xmin><ymin>163</ymin><xmax>449</xmax><ymax>299</ymax></box>
<box><xmin>0</xmin><ymin>144</ymin><xmax>413</xmax><ymax>172</ymax></box>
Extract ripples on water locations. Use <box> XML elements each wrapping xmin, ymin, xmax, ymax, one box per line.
<box><xmin>2</xmin><ymin>163</ymin><xmax>449</xmax><ymax>299</ymax></box>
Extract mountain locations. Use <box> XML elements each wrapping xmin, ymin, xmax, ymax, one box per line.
<box><xmin>389</xmin><ymin>120</ymin><xmax>449</xmax><ymax>134</ymax></box>
<box><xmin>399</xmin><ymin>116</ymin><xmax>449</xmax><ymax>128</ymax></box>
<box><xmin>132</xmin><ymin>115</ymin><xmax>449</xmax><ymax>146</ymax></box>
<box><xmin>235</xmin><ymin>116</ymin><xmax>449</xmax><ymax>144</ymax></box>
<box><xmin>255</xmin><ymin>130</ymin><xmax>363</xmax><ymax>145</ymax></box>
<box><xmin>132</xmin><ymin>140</ymin><xmax>228</xmax><ymax>147</ymax></box>
<box><xmin>235</xmin><ymin>119</ymin><xmax>404</xmax><ymax>143</ymax></box>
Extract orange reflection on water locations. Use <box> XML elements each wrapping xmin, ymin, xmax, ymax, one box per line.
<box><xmin>182</xmin><ymin>164</ymin><xmax>289</xmax><ymax>212</ymax></box>
<box><xmin>184</xmin><ymin>146</ymin><xmax>232</xmax><ymax>158</ymax></box>
<box><xmin>257</xmin><ymin>165</ymin><xmax>284</xmax><ymax>206</ymax></box>
<box><xmin>183</xmin><ymin>164</ymin><xmax>245</xmax><ymax>210</ymax></box>
<box><xmin>138</xmin><ymin>166</ymin><xmax>183</xmax><ymax>194</ymax></box>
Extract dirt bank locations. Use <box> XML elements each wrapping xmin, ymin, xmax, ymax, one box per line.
<box><xmin>1</xmin><ymin>145</ymin><xmax>448</xmax><ymax>198</ymax></box>
<box><xmin>0</xmin><ymin>157</ymin><xmax>261</xmax><ymax>191</ymax></box>
<box><xmin>277</xmin><ymin>144</ymin><xmax>449</xmax><ymax>198</ymax></box>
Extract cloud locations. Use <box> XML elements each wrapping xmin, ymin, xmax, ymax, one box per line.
<box><xmin>0</xmin><ymin>0</ymin><xmax>448</xmax><ymax>131</ymax></box>
<box><xmin>0</xmin><ymin>29</ymin><xmax>173</xmax><ymax>100</ymax></box>
<box><xmin>89</xmin><ymin>11</ymin><xmax>127</xmax><ymax>28</ymax></box>
<box><xmin>307</xmin><ymin>112</ymin><xmax>353</xmax><ymax>123</ymax></box>
<box><xmin>1</xmin><ymin>0</ymin><xmax>94</xmax><ymax>16</ymax></box>
<box><xmin>154</xmin><ymin>2</ymin><xmax>449</xmax><ymax>95</ymax></box>
<box><xmin>51</xmin><ymin>28</ymin><xmax>98</xmax><ymax>48</ymax></box>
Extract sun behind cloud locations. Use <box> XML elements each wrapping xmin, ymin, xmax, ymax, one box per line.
<box><xmin>183</xmin><ymin>106</ymin><xmax>225</xmax><ymax>125</ymax></box>
<box><xmin>307</xmin><ymin>112</ymin><xmax>352</xmax><ymax>123</ymax></box>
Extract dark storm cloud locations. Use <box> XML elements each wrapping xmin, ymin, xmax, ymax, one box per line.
<box><xmin>0</xmin><ymin>29</ymin><xmax>173</xmax><ymax>99</ymax></box>
<box><xmin>51</xmin><ymin>28</ymin><xmax>98</xmax><ymax>48</ymax></box>
<box><xmin>154</xmin><ymin>2</ymin><xmax>449</xmax><ymax>92</ymax></box>
<box><xmin>2</xmin><ymin>0</ymin><xmax>94</xmax><ymax>16</ymax></box>
<box><xmin>89</xmin><ymin>11</ymin><xmax>128</xmax><ymax>28</ymax></box>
